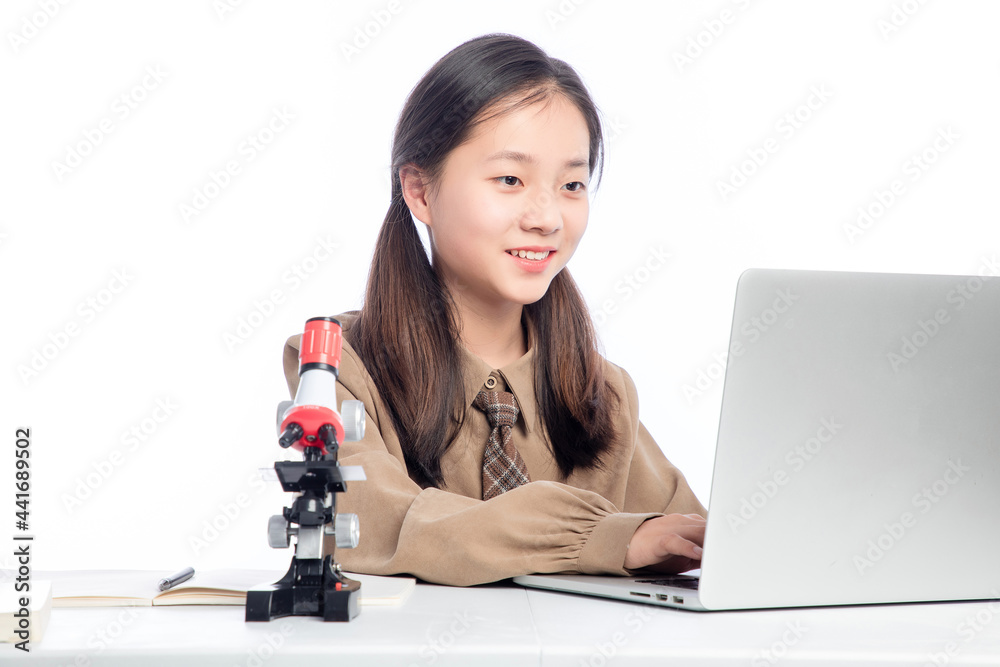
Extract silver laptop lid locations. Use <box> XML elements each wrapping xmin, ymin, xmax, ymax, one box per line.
<box><xmin>699</xmin><ymin>269</ymin><xmax>1000</xmax><ymax>610</ymax></box>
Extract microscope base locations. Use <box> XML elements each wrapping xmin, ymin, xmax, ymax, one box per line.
<box><xmin>245</xmin><ymin>555</ymin><xmax>361</xmax><ymax>622</ymax></box>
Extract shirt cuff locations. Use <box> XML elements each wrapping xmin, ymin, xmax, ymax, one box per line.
<box><xmin>578</xmin><ymin>512</ymin><xmax>663</xmax><ymax>575</ymax></box>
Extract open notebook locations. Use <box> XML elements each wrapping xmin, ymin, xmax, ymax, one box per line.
<box><xmin>12</xmin><ymin>570</ymin><xmax>414</xmax><ymax>608</ymax></box>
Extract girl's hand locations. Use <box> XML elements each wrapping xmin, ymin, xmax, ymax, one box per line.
<box><xmin>623</xmin><ymin>513</ymin><xmax>706</xmax><ymax>573</ymax></box>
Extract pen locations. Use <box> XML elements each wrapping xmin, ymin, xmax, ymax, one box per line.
<box><xmin>158</xmin><ymin>566</ymin><xmax>195</xmax><ymax>591</ymax></box>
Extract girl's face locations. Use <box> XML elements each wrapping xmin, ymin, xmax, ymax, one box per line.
<box><xmin>420</xmin><ymin>94</ymin><xmax>591</xmax><ymax>312</ymax></box>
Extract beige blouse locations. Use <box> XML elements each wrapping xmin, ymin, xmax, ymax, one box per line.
<box><xmin>282</xmin><ymin>311</ymin><xmax>707</xmax><ymax>585</ymax></box>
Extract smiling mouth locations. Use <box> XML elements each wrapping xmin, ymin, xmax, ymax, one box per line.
<box><xmin>506</xmin><ymin>249</ymin><xmax>551</xmax><ymax>260</ymax></box>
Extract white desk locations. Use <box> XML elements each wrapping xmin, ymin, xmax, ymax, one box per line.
<box><xmin>6</xmin><ymin>581</ymin><xmax>1000</xmax><ymax>665</ymax></box>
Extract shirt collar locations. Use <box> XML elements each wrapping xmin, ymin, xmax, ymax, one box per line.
<box><xmin>457</xmin><ymin>326</ymin><xmax>537</xmax><ymax>434</ymax></box>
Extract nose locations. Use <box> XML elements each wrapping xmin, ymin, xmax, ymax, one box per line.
<box><xmin>520</xmin><ymin>189</ymin><xmax>562</xmax><ymax>234</ymax></box>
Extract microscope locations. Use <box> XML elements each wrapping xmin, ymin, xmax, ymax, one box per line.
<box><xmin>245</xmin><ymin>316</ymin><xmax>367</xmax><ymax>622</ymax></box>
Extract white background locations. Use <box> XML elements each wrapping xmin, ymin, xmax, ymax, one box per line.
<box><xmin>1</xmin><ymin>0</ymin><xmax>998</xmax><ymax>573</ymax></box>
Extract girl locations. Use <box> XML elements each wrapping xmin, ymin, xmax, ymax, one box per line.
<box><xmin>283</xmin><ymin>33</ymin><xmax>707</xmax><ymax>586</ymax></box>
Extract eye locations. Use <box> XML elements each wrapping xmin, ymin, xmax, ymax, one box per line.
<box><xmin>564</xmin><ymin>181</ymin><xmax>587</xmax><ymax>192</ymax></box>
<box><xmin>495</xmin><ymin>175</ymin><xmax>521</xmax><ymax>187</ymax></box>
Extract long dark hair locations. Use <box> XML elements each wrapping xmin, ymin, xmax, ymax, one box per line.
<box><xmin>347</xmin><ymin>33</ymin><xmax>621</xmax><ymax>488</ymax></box>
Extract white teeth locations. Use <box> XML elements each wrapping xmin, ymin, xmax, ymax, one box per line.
<box><xmin>508</xmin><ymin>250</ymin><xmax>550</xmax><ymax>260</ymax></box>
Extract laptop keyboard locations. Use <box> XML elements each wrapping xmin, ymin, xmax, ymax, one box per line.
<box><xmin>635</xmin><ymin>575</ymin><xmax>700</xmax><ymax>590</ymax></box>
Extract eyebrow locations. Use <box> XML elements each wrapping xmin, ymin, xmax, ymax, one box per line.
<box><xmin>484</xmin><ymin>149</ymin><xmax>589</xmax><ymax>171</ymax></box>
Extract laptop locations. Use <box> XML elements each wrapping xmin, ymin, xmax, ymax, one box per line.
<box><xmin>515</xmin><ymin>268</ymin><xmax>1000</xmax><ymax>610</ymax></box>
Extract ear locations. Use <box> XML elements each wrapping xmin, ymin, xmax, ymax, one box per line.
<box><xmin>399</xmin><ymin>164</ymin><xmax>433</xmax><ymax>226</ymax></box>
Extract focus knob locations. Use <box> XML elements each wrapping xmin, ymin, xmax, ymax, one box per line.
<box><xmin>333</xmin><ymin>513</ymin><xmax>360</xmax><ymax>549</ymax></box>
<box><xmin>341</xmin><ymin>400</ymin><xmax>366</xmax><ymax>442</ymax></box>
<box><xmin>267</xmin><ymin>515</ymin><xmax>291</xmax><ymax>549</ymax></box>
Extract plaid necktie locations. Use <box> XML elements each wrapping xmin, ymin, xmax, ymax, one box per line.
<box><xmin>473</xmin><ymin>389</ymin><xmax>530</xmax><ymax>500</ymax></box>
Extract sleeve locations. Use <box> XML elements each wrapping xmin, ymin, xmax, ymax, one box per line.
<box><xmin>282</xmin><ymin>336</ymin><xmax>702</xmax><ymax>586</ymax></box>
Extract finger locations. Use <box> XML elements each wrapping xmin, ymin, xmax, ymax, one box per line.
<box><xmin>667</xmin><ymin>521</ymin><xmax>706</xmax><ymax>546</ymax></box>
<box><xmin>654</xmin><ymin>533</ymin><xmax>704</xmax><ymax>561</ymax></box>
<box><xmin>644</xmin><ymin>516</ymin><xmax>706</xmax><ymax>549</ymax></box>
